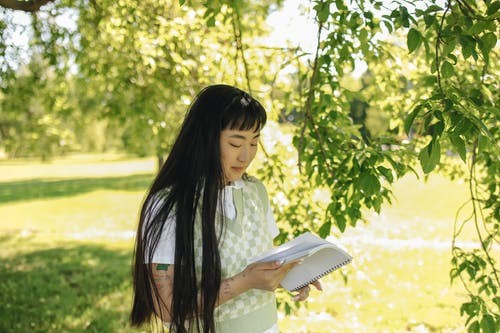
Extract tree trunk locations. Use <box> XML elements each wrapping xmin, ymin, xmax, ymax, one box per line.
<box><xmin>0</xmin><ymin>0</ymin><xmax>54</xmax><ymax>12</ymax></box>
<box><xmin>157</xmin><ymin>154</ymin><xmax>164</xmax><ymax>171</ymax></box>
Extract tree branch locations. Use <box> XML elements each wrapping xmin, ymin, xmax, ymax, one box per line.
<box><xmin>297</xmin><ymin>15</ymin><xmax>337</xmax><ymax>178</ymax></box>
<box><xmin>231</xmin><ymin>7</ymin><xmax>252</xmax><ymax>95</ymax></box>
<box><xmin>0</xmin><ymin>0</ymin><xmax>54</xmax><ymax>12</ymax></box>
<box><xmin>435</xmin><ymin>0</ymin><xmax>452</xmax><ymax>97</ymax></box>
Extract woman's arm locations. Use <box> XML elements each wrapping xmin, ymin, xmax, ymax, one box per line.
<box><xmin>150</xmin><ymin>263</ymin><xmax>174</xmax><ymax>322</ymax></box>
<box><xmin>150</xmin><ymin>260</ymin><xmax>298</xmax><ymax>322</ymax></box>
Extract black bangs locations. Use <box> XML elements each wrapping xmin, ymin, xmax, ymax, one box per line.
<box><xmin>221</xmin><ymin>94</ymin><xmax>267</xmax><ymax>132</ymax></box>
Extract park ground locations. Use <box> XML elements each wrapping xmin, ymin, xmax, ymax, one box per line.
<box><xmin>0</xmin><ymin>153</ymin><xmax>485</xmax><ymax>332</ymax></box>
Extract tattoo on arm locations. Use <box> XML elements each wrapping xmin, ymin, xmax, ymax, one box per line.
<box><xmin>221</xmin><ymin>277</ymin><xmax>234</xmax><ymax>299</ymax></box>
<box><xmin>156</xmin><ymin>264</ymin><xmax>170</xmax><ymax>271</ymax></box>
<box><xmin>153</xmin><ymin>264</ymin><xmax>173</xmax><ymax>291</ymax></box>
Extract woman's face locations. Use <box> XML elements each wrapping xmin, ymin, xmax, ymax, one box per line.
<box><xmin>220</xmin><ymin>127</ymin><xmax>260</xmax><ymax>183</ymax></box>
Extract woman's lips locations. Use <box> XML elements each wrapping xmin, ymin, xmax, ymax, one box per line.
<box><xmin>231</xmin><ymin>167</ymin><xmax>245</xmax><ymax>173</ymax></box>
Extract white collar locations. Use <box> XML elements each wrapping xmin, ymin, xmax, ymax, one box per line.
<box><xmin>220</xmin><ymin>178</ymin><xmax>244</xmax><ymax>220</ymax></box>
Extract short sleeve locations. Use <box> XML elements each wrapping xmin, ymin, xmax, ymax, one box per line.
<box><xmin>146</xmin><ymin>216</ymin><xmax>176</xmax><ymax>264</ymax></box>
<box><xmin>254</xmin><ymin>180</ymin><xmax>279</xmax><ymax>238</ymax></box>
<box><xmin>143</xmin><ymin>192</ymin><xmax>176</xmax><ymax>264</ymax></box>
<box><xmin>266</xmin><ymin>202</ymin><xmax>279</xmax><ymax>238</ymax></box>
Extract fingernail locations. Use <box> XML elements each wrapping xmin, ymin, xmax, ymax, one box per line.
<box><xmin>292</xmin><ymin>295</ymin><xmax>299</xmax><ymax>301</ymax></box>
<box><xmin>277</xmin><ymin>260</ymin><xmax>285</xmax><ymax>266</ymax></box>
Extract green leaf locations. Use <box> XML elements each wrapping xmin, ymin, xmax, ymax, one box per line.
<box><xmin>480</xmin><ymin>315</ymin><xmax>496</xmax><ymax>333</ymax></box>
<box><xmin>206</xmin><ymin>16</ymin><xmax>216</xmax><ymax>27</ymax></box>
<box><xmin>407</xmin><ymin>28</ymin><xmax>422</xmax><ymax>53</ymax></box>
<box><xmin>359</xmin><ymin>28</ymin><xmax>368</xmax><ymax>44</ymax></box>
<box><xmin>318</xmin><ymin>221</ymin><xmax>332</xmax><ymax>238</ymax></box>
<box><xmin>422</xmin><ymin>75</ymin><xmax>436</xmax><ymax>86</ymax></box>
<box><xmin>335</xmin><ymin>0</ymin><xmax>347</xmax><ymax>10</ymax></box>
<box><xmin>284</xmin><ymin>302</ymin><xmax>292</xmax><ymax>315</ymax></box>
<box><xmin>358</xmin><ymin>173</ymin><xmax>381</xmax><ymax>196</ymax></box>
<box><xmin>468</xmin><ymin>321</ymin><xmax>480</xmax><ymax>333</ymax></box>
<box><xmin>441</xmin><ymin>61</ymin><xmax>454</xmax><ymax>79</ymax></box>
<box><xmin>447</xmin><ymin>53</ymin><xmax>458</xmax><ymax>64</ymax></box>
<box><xmin>442</xmin><ymin>36</ymin><xmax>457</xmax><ymax>56</ymax></box>
<box><xmin>400</xmin><ymin>6</ymin><xmax>410</xmax><ymax>28</ymax></box>
<box><xmin>487</xmin><ymin>1</ymin><xmax>500</xmax><ymax>15</ymax></box>
<box><xmin>426</xmin><ymin>5</ymin><xmax>442</xmax><ymax>12</ymax></box>
<box><xmin>459</xmin><ymin>34</ymin><xmax>476</xmax><ymax>59</ymax></box>
<box><xmin>430</xmin><ymin>120</ymin><xmax>445</xmax><ymax>138</ymax></box>
<box><xmin>316</xmin><ymin>2</ymin><xmax>330</xmax><ymax>23</ymax></box>
<box><xmin>480</xmin><ymin>32</ymin><xmax>497</xmax><ymax>53</ymax></box>
<box><xmin>449</xmin><ymin>134</ymin><xmax>467</xmax><ymax>162</ymax></box>
<box><xmin>404</xmin><ymin>105</ymin><xmax>422</xmax><ymax>135</ymax></box>
<box><xmin>319</xmin><ymin>54</ymin><xmax>332</xmax><ymax>66</ymax></box>
<box><xmin>461</xmin><ymin>301</ymin><xmax>477</xmax><ymax>317</ymax></box>
<box><xmin>430</xmin><ymin>58</ymin><xmax>438</xmax><ymax>73</ymax></box>
<box><xmin>468</xmin><ymin>114</ymin><xmax>492</xmax><ymax>138</ymax></box>
<box><xmin>377</xmin><ymin>166</ymin><xmax>394</xmax><ymax>183</ymax></box>
<box><xmin>469</xmin><ymin>88</ymin><xmax>483</xmax><ymax>106</ymax></box>
<box><xmin>423</xmin><ymin>14</ymin><xmax>436</xmax><ymax>28</ymax></box>
<box><xmin>419</xmin><ymin>139</ymin><xmax>441</xmax><ymax>173</ymax></box>
<box><xmin>336</xmin><ymin>214</ymin><xmax>347</xmax><ymax>232</ymax></box>
<box><xmin>478</xmin><ymin>134</ymin><xmax>491</xmax><ymax>153</ymax></box>
<box><xmin>179</xmin><ymin>0</ymin><xmax>186</xmax><ymax>5</ymax></box>
<box><xmin>469</xmin><ymin>21</ymin><xmax>489</xmax><ymax>35</ymax></box>
<box><xmin>383</xmin><ymin>20</ymin><xmax>393</xmax><ymax>33</ymax></box>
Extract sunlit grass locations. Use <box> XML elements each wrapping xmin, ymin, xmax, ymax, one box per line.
<box><xmin>280</xmin><ymin>245</ymin><xmax>466</xmax><ymax>332</ymax></box>
<box><xmin>0</xmin><ymin>153</ymin><xmax>478</xmax><ymax>332</ymax></box>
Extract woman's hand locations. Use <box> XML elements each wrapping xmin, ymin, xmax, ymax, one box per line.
<box><xmin>240</xmin><ymin>260</ymin><xmax>299</xmax><ymax>292</ymax></box>
<box><xmin>291</xmin><ymin>280</ymin><xmax>323</xmax><ymax>302</ymax></box>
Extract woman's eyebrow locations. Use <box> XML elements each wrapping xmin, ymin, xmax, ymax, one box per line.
<box><xmin>228</xmin><ymin>133</ymin><xmax>260</xmax><ymax>139</ymax></box>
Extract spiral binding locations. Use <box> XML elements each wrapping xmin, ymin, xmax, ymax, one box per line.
<box><xmin>290</xmin><ymin>258</ymin><xmax>352</xmax><ymax>291</ymax></box>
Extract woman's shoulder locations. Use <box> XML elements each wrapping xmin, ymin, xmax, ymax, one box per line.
<box><xmin>149</xmin><ymin>187</ymin><xmax>170</xmax><ymax>203</ymax></box>
<box><xmin>242</xmin><ymin>174</ymin><xmax>265</xmax><ymax>187</ymax></box>
<box><xmin>144</xmin><ymin>187</ymin><xmax>171</xmax><ymax>215</ymax></box>
<box><xmin>242</xmin><ymin>175</ymin><xmax>268</xmax><ymax>199</ymax></box>
<box><xmin>243</xmin><ymin>174</ymin><xmax>259</xmax><ymax>183</ymax></box>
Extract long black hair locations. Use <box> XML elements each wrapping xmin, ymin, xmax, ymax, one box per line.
<box><xmin>131</xmin><ymin>85</ymin><xmax>267</xmax><ymax>332</ymax></box>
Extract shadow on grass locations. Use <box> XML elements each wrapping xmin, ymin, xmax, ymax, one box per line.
<box><xmin>0</xmin><ymin>236</ymin><xmax>140</xmax><ymax>333</ymax></box>
<box><xmin>0</xmin><ymin>173</ymin><xmax>154</xmax><ymax>204</ymax></box>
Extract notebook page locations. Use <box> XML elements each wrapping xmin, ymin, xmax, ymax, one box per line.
<box><xmin>280</xmin><ymin>246</ymin><xmax>352</xmax><ymax>291</ymax></box>
<box><xmin>249</xmin><ymin>233</ymin><xmax>329</xmax><ymax>263</ymax></box>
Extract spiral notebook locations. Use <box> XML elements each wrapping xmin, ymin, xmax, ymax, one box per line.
<box><xmin>249</xmin><ymin>232</ymin><xmax>352</xmax><ymax>291</ymax></box>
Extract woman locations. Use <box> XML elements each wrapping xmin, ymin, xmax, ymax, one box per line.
<box><xmin>131</xmin><ymin>85</ymin><xmax>320</xmax><ymax>332</ymax></box>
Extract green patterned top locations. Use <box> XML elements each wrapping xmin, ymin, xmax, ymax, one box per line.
<box><xmin>192</xmin><ymin>177</ymin><xmax>278</xmax><ymax>332</ymax></box>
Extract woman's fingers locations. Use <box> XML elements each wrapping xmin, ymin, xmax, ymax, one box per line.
<box><xmin>311</xmin><ymin>279</ymin><xmax>323</xmax><ymax>291</ymax></box>
<box><xmin>252</xmin><ymin>260</ymin><xmax>284</xmax><ymax>270</ymax></box>
<box><xmin>244</xmin><ymin>259</ymin><xmax>304</xmax><ymax>291</ymax></box>
<box><xmin>292</xmin><ymin>285</ymin><xmax>310</xmax><ymax>301</ymax></box>
<box><xmin>291</xmin><ymin>279</ymin><xmax>323</xmax><ymax>301</ymax></box>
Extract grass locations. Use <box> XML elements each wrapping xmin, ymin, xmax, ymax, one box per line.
<box><xmin>0</xmin><ymin>237</ymin><xmax>134</xmax><ymax>333</ymax></box>
<box><xmin>0</xmin><ymin>154</ymin><xmax>480</xmax><ymax>332</ymax></box>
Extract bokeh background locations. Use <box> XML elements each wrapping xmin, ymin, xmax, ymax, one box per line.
<box><xmin>1</xmin><ymin>0</ymin><xmax>498</xmax><ymax>332</ymax></box>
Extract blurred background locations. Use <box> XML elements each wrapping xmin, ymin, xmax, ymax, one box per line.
<box><xmin>0</xmin><ymin>0</ymin><xmax>498</xmax><ymax>332</ymax></box>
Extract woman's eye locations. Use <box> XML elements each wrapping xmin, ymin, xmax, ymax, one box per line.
<box><xmin>229</xmin><ymin>143</ymin><xmax>241</xmax><ymax>148</ymax></box>
<box><xmin>250</xmin><ymin>143</ymin><xmax>258</xmax><ymax>147</ymax></box>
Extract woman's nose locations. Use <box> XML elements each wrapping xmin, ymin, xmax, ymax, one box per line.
<box><xmin>238</xmin><ymin>147</ymin><xmax>249</xmax><ymax>162</ymax></box>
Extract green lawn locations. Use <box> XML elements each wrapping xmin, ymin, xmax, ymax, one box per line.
<box><xmin>0</xmin><ymin>154</ymin><xmax>476</xmax><ymax>332</ymax></box>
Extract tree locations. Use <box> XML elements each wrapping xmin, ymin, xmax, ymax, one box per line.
<box><xmin>0</xmin><ymin>0</ymin><xmax>285</xmax><ymax>165</ymax></box>
<box><xmin>73</xmin><ymin>0</ymin><xmax>280</xmax><ymax>167</ymax></box>
<box><xmin>191</xmin><ymin>0</ymin><xmax>498</xmax><ymax>331</ymax></box>
<box><xmin>1</xmin><ymin>0</ymin><xmax>497</xmax><ymax>330</ymax></box>
<box><xmin>0</xmin><ymin>0</ymin><xmax>54</xmax><ymax>12</ymax></box>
